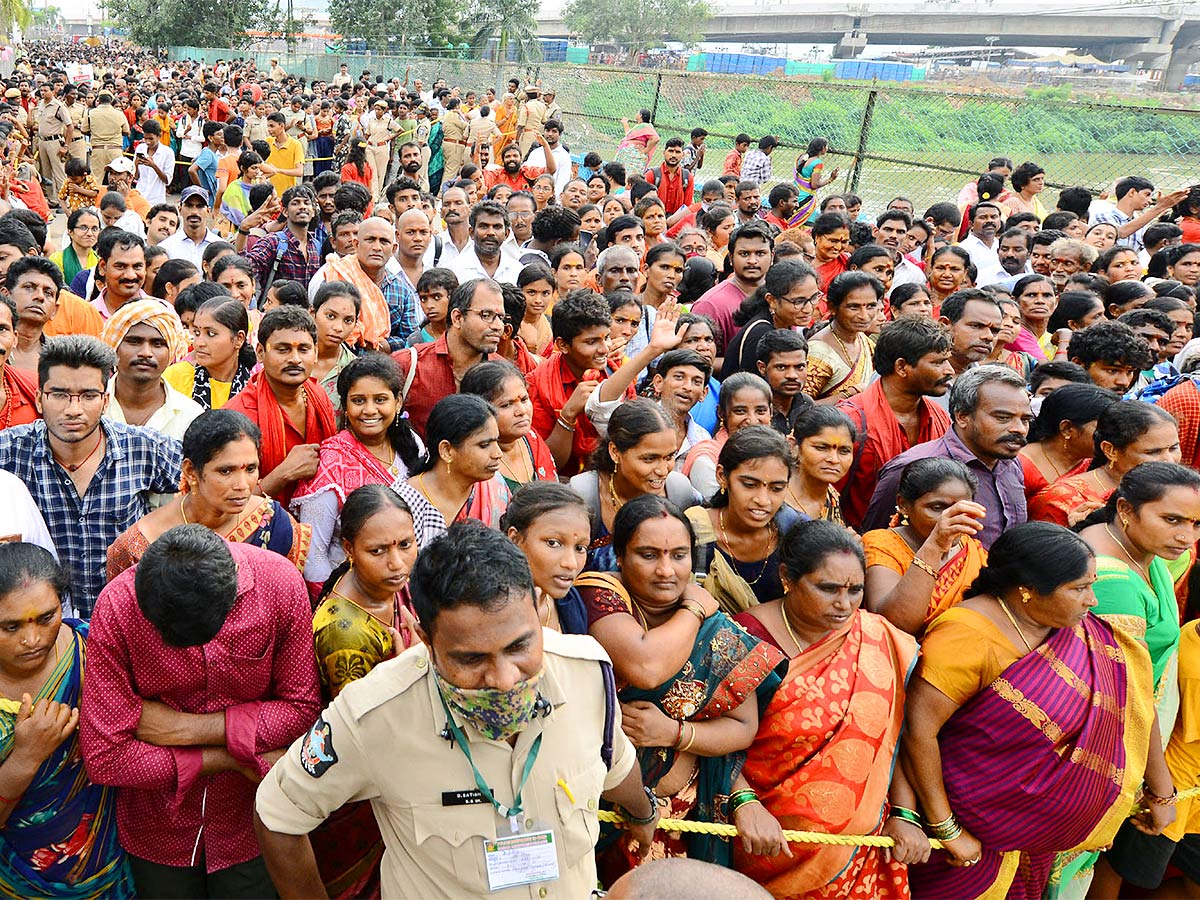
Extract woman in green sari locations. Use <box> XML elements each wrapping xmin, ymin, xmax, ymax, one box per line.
<box><xmin>577</xmin><ymin>495</ymin><xmax>786</xmax><ymax>882</ymax></box>
<box><xmin>1061</xmin><ymin>461</ymin><xmax>1200</xmax><ymax>899</ymax></box>
<box><xmin>49</xmin><ymin>208</ymin><xmax>100</xmax><ymax>287</ymax></box>
<box><xmin>0</xmin><ymin>543</ymin><xmax>133</xmax><ymax>898</ymax></box>
<box><xmin>310</xmin><ymin>484</ymin><xmax>420</xmax><ymax>897</ymax></box>
<box><xmin>427</xmin><ymin>109</ymin><xmax>445</xmax><ymax>195</ymax></box>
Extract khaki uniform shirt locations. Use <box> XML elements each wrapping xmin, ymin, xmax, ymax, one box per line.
<box><xmin>87</xmin><ymin>104</ymin><xmax>128</xmax><ymax>146</ymax></box>
<box><xmin>441</xmin><ymin>110</ymin><xmax>468</xmax><ymax>146</ymax></box>
<box><xmin>270</xmin><ymin>64</ymin><xmax>288</xmax><ymax>83</ymax></box>
<box><xmin>517</xmin><ymin>99</ymin><xmax>548</xmax><ymax>135</ymax></box>
<box><xmin>256</xmin><ymin>630</ymin><xmax>635</xmax><ymax>899</ymax></box>
<box><xmin>467</xmin><ymin>116</ymin><xmax>501</xmax><ymax>147</ymax></box>
<box><xmin>243</xmin><ymin>114</ymin><xmax>270</xmax><ymax>145</ymax></box>
<box><xmin>67</xmin><ymin>101</ymin><xmax>87</xmax><ymax>135</ymax></box>
<box><xmin>364</xmin><ymin>113</ymin><xmax>398</xmax><ymax>146</ymax></box>
<box><xmin>35</xmin><ymin>98</ymin><xmax>71</xmax><ymax>139</ymax></box>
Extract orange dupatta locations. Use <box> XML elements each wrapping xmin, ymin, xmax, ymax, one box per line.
<box><xmin>735</xmin><ymin>610</ymin><xmax>917</xmax><ymax>898</ymax></box>
<box><xmin>323</xmin><ymin>255</ymin><xmax>391</xmax><ymax>350</ymax></box>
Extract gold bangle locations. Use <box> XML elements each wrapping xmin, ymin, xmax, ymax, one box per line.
<box><xmin>910</xmin><ymin>555</ymin><xmax>938</xmax><ymax>579</ymax></box>
<box><xmin>678</xmin><ymin>722</ymin><xmax>697</xmax><ymax>754</ymax></box>
<box><xmin>679</xmin><ymin>599</ymin><xmax>706</xmax><ymax>623</ymax></box>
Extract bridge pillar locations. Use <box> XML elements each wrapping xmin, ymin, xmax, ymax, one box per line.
<box><xmin>834</xmin><ymin>32</ymin><xmax>866</xmax><ymax>59</ymax></box>
<box><xmin>1163</xmin><ymin>44</ymin><xmax>1197</xmax><ymax>90</ymax></box>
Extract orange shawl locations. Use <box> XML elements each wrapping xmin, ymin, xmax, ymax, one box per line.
<box><xmin>323</xmin><ymin>255</ymin><xmax>391</xmax><ymax>350</ymax></box>
<box><xmin>735</xmin><ymin>610</ymin><xmax>918</xmax><ymax>898</ymax></box>
<box><xmin>227</xmin><ymin>371</ymin><xmax>338</xmax><ymax>501</ymax></box>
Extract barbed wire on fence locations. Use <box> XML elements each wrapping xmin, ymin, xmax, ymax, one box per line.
<box><xmin>174</xmin><ymin>45</ymin><xmax>1200</xmax><ymax>212</ymax></box>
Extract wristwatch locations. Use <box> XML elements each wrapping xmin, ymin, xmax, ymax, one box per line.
<box><xmin>621</xmin><ymin>786</ymin><xmax>658</xmax><ymax>826</ymax></box>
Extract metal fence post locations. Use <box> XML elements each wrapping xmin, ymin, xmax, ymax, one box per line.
<box><xmin>848</xmin><ymin>88</ymin><xmax>878</xmax><ymax>194</ymax></box>
<box><xmin>650</xmin><ymin>73</ymin><xmax>663</xmax><ymax>124</ymax></box>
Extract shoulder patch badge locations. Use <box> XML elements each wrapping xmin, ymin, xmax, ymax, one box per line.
<box><xmin>300</xmin><ymin>715</ymin><xmax>338</xmax><ymax>778</ymax></box>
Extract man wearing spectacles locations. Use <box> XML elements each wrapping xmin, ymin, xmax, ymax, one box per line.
<box><xmin>0</xmin><ymin>335</ymin><xmax>182</xmax><ymax>617</ymax></box>
<box><xmin>392</xmin><ymin>278</ymin><xmax>505</xmax><ymax>436</ymax></box>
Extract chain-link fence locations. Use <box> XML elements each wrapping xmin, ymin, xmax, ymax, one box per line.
<box><xmin>174</xmin><ymin>46</ymin><xmax>1200</xmax><ymax>213</ymax></box>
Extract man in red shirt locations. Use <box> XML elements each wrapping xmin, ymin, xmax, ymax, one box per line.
<box><xmin>837</xmin><ymin>317</ymin><xmax>954</xmax><ymax>530</ymax></box>
<box><xmin>763</xmin><ymin>182</ymin><xmax>799</xmax><ymax>232</ymax></box>
<box><xmin>80</xmin><ymin>525</ymin><xmax>320</xmax><ymax>898</ymax></box>
<box><xmin>666</xmin><ymin>179</ymin><xmax>725</xmax><ymax>237</ymax></box>
<box><xmin>644</xmin><ymin>138</ymin><xmax>692</xmax><ymax>215</ymax></box>
<box><xmin>224</xmin><ymin>307</ymin><xmax>337</xmax><ymax>504</ymax></box>
<box><xmin>392</xmin><ymin>278</ymin><xmax>505</xmax><ymax>436</ymax></box>
<box><xmin>722</xmin><ymin>133</ymin><xmax>750</xmax><ymax>177</ymax></box>
<box><xmin>482</xmin><ymin>134</ymin><xmax>556</xmax><ymax>192</ymax></box>
<box><xmin>203</xmin><ymin>81</ymin><xmax>231</xmax><ymax>123</ymax></box>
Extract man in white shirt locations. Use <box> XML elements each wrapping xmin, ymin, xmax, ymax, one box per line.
<box><xmin>957</xmin><ymin>201</ymin><xmax>1006</xmax><ymax>284</ymax></box>
<box><xmin>133</xmin><ymin>119</ymin><xmax>175</xmax><ymax>207</ymax></box>
<box><xmin>523</xmin><ymin>119</ymin><xmax>571</xmax><ymax>195</ymax></box>
<box><xmin>450</xmin><ymin>200</ymin><xmax>522</xmax><ymax>284</ymax></box>
<box><xmin>158</xmin><ymin>187</ymin><xmax>221</xmax><ymax>267</ymax></box>
<box><xmin>0</xmin><ymin>469</ymin><xmax>56</xmax><ymax>555</ymax></box>
<box><xmin>1089</xmin><ymin>175</ymin><xmax>1188</xmax><ymax>255</ymax></box>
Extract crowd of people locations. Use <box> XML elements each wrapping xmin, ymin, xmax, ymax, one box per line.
<box><xmin>3</xmin><ymin>38</ymin><xmax>1200</xmax><ymax>900</ymax></box>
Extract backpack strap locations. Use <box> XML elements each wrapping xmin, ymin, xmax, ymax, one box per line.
<box><xmin>432</xmin><ymin>234</ymin><xmax>443</xmax><ymax>267</ymax></box>
<box><xmin>400</xmin><ymin>345</ymin><xmax>418</xmax><ymax>404</ymax></box>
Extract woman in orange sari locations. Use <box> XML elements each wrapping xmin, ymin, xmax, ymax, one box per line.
<box><xmin>732</xmin><ymin>520</ymin><xmax>926</xmax><ymax>898</ymax></box>
<box><xmin>864</xmin><ymin>458</ymin><xmax>988</xmax><ymax>635</ymax></box>
<box><xmin>492</xmin><ymin>93</ymin><xmax>518</xmax><ymax>158</ymax></box>
<box><xmin>1028</xmin><ymin>399</ymin><xmax>1180</xmax><ymax>527</ymax></box>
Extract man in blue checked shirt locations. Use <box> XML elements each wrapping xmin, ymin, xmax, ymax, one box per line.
<box><xmin>0</xmin><ymin>335</ymin><xmax>181</xmax><ymax>617</ymax></box>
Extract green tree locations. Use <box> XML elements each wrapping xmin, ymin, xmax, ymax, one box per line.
<box><xmin>107</xmin><ymin>0</ymin><xmax>281</xmax><ymax>48</ymax></box>
<box><xmin>563</xmin><ymin>0</ymin><xmax>710</xmax><ymax>57</ymax></box>
<box><xmin>463</xmin><ymin>0</ymin><xmax>541</xmax><ymax>64</ymax></box>
<box><xmin>328</xmin><ymin>0</ymin><xmax>458</xmax><ymax>52</ymax></box>
<box><xmin>0</xmin><ymin>0</ymin><xmax>30</xmax><ymax>39</ymax></box>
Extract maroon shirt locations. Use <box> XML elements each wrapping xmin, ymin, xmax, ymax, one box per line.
<box><xmin>79</xmin><ymin>542</ymin><xmax>321</xmax><ymax>871</ymax></box>
<box><xmin>393</xmin><ymin>335</ymin><xmax>489</xmax><ymax>437</ymax></box>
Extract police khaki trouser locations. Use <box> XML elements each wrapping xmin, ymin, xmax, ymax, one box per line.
<box><xmin>67</xmin><ymin>137</ymin><xmax>87</xmax><ymax>162</ymax></box>
<box><xmin>419</xmin><ymin>145</ymin><xmax>431</xmax><ymax>191</ymax></box>
<box><xmin>38</xmin><ymin>137</ymin><xmax>67</xmax><ymax>198</ymax></box>
<box><xmin>442</xmin><ymin>141</ymin><xmax>466</xmax><ymax>183</ymax></box>
<box><xmin>90</xmin><ymin>145</ymin><xmax>121</xmax><ymax>177</ymax></box>
<box><xmin>367</xmin><ymin>143</ymin><xmax>389</xmax><ymax>200</ymax></box>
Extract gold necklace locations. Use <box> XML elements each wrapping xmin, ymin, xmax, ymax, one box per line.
<box><xmin>499</xmin><ymin>439</ymin><xmax>532</xmax><ymax>483</ymax></box>
<box><xmin>997</xmin><ymin>596</ymin><xmax>1035</xmax><ymax>653</ymax></box>
<box><xmin>607</xmin><ymin>472</ymin><xmax>626</xmax><ymax>512</ymax></box>
<box><xmin>717</xmin><ymin>509</ymin><xmax>776</xmax><ymax>585</ymax></box>
<box><xmin>780</xmin><ymin>602</ymin><xmax>804</xmax><ymax>656</ymax></box>
<box><xmin>787</xmin><ymin>482</ymin><xmax>823</xmax><ymax>519</ymax></box>
<box><xmin>829</xmin><ymin>325</ymin><xmax>859</xmax><ymax>365</ymax></box>
<box><xmin>1105</xmin><ymin>523</ymin><xmax>1151</xmax><ymax>583</ymax></box>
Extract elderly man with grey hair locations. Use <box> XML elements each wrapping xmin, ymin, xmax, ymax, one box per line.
<box><xmin>861</xmin><ymin>364</ymin><xmax>1032</xmax><ymax>545</ymax></box>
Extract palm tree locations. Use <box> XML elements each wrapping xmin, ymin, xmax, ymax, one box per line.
<box><xmin>0</xmin><ymin>0</ymin><xmax>32</xmax><ymax>38</ymax></box>
<box><xmin>466</xmin><ymin>0</ymin><xmax>542</xmax><ymax>65</ymax></box>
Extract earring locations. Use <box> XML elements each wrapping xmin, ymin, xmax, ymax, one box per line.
<box><xmin>1120</xmin><ymin>516</ymin><xmax>1130</xmax><ymax>529</ymax></box>
<box><xmin>1019</xmin><ymin>587</ymin><xmax>1032</xmax><ymax>604</ymax></box>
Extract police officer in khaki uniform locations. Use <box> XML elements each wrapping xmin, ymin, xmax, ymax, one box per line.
<box><xmin>360</xmin><ymin>99</ymin><xmax>398</xmax><ymax>200</ymax></box>
<box><xmin>516</xmin><ymin>87</ymin><xmax>548</xmax><ymax>158</ymax></box>
<box><xmin>284</xmin><ymin>96</ymin><xmax>315</xmax><ymax>177</ymax></box>
<box><xmin>85</xmin><ymin>90</ymin><xmax>128</xmax><ymax>178</ymax></box>
<box><xmin>440</xmin><ymin>97</ymin><xmax>470</xmax><ymax>185</ymax></box>
<box><xmin>255</xmin><ymin>522</ymin><xmax>658</xmax><ymax>899</ymax></box>
<box><xmin>34</xmin><ymin>82</ymin><xmax>73</xmax><ymax>199</ymax></box>
<box><xmin>63</xmin><ymin>84</ymin><xmax>89</xmax><ymax>162</ymax></box>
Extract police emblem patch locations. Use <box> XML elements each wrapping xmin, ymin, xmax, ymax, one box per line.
<box><xmin>300</xmin><ymin>715</ymin><xmax>338</xmax><ymax>777</ymax></box>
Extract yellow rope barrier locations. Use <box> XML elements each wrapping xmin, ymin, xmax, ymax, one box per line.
<box><xmin>597</xmin><ymin>784</ymin><xmax>1200</xmax><ymax>849</ymax></box>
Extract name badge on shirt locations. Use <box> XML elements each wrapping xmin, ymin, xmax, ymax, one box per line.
<box><xmin>482</xmin><ymin>830</ymin><xmax>559</xmax><ymax>892</ymax></box>
<box><xmin>442</xmin><ymin>789</ymin><xmax>488</xmax><ymax>807</ymax></box>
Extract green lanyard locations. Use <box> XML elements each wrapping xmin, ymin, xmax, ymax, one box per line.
<box><xmin>437</xmin><ymin>689</ymin><xmax>543</xmax><ymax>834</ymax></box>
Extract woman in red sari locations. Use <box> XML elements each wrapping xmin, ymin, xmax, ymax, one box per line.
<box><xmin>732</xmin><ymin>520</ymin><xmax>926</xmax><ymax>898</ymax></box>
<box><xmin>904</xmin><ymin>522</ymin><xmax>1171</xmax><ymax>899</ymax></box>
<box><xmin>1028</xmin><ymin>399</ymin><xmax>1180</xmax><ymax>526</ymax></box>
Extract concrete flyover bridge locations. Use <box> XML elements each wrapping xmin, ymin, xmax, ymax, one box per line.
<box><xmin>535</xmin><ymin>0</ymin><xmax>1200</xmax><ymax>88</ymax></box>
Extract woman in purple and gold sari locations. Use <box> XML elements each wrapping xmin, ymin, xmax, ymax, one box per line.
<box><xmin>577</xmin><ymin>495</ymin><xmax>787</xmax><ymax>882</ymax></box>
<box><xmin>904</xmin><ymin>522</ymin><xmax>1173</xmax><ymax>900</ymax></box>
<box><xmin>0</xmin><ymin>544</ymin><xmax>134</xmax><ymax>898</ymax></box>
